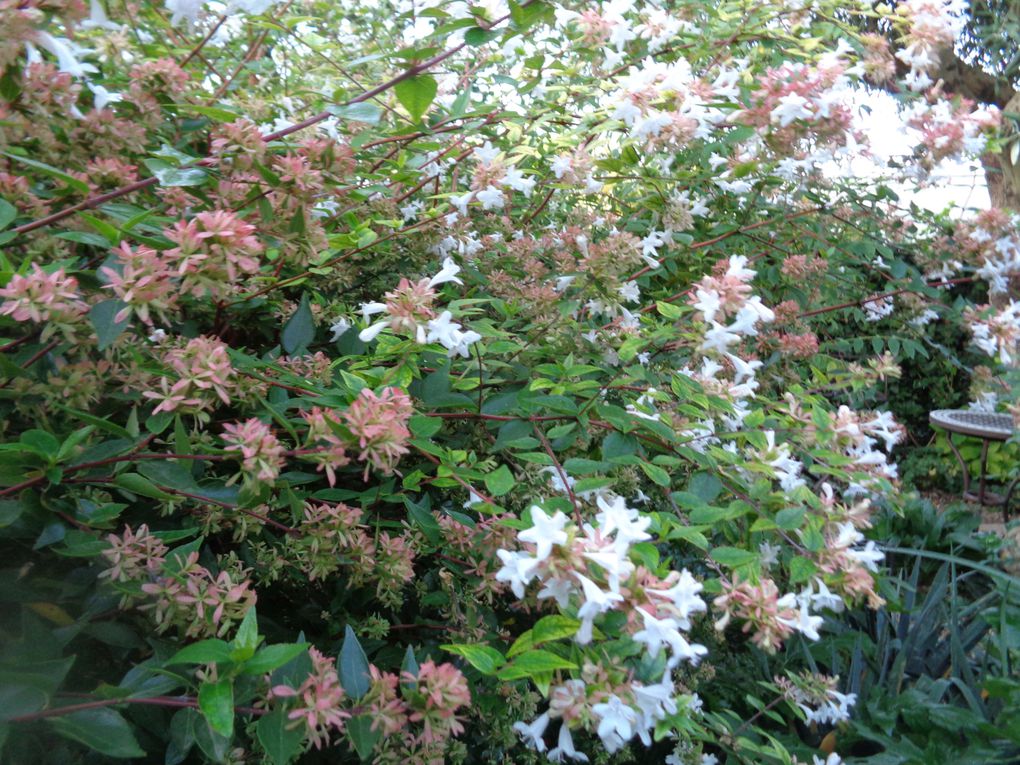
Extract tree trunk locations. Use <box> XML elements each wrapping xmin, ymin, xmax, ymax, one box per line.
<box><xmin>935</xmin><ymin>55</ymin><xmax>1018</xmax><ymax>211</ymax></box>
<box><xmin>982</xmin><ymin>91</ymin><xmax>1020</xmax><ymax>211</ymax></box>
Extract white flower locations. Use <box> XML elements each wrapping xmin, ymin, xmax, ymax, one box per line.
<box><xmin>779</xmin><ymin>596</ymin><xmax>823</xmax><ymax>641</ymax></box>
<box><xmin>592</xmin><ymin>695</ymin><xmax>638</xmax><ymax>753</ymax></box>
<box><xmin>693</xmin><ymin>288</ymin><xmax>722</xmax><ymax>323</ymax></box>
<box><xmin>165</xmin><ymin>0</ymin><xmax>205</xmax><ymax>25</ymax></box>
<box><xmin>617</xmin><ymin>281</ymin><xmax>641</xmax><ymax>303</ymax></box>
<box><xmin>476</xmin><ymin>185</ymin><xmax>505</xmax><ymax>210</ymax></box>
<box><xmin>31</xmin><ymin>32</ymin><xmax>98</xmax><ymax>78</ymax></box>
<box><xmin>771</xmin><ymin>92</ymin><xmax>814</xmax><ymax>127</ymax></box>
<box><xmin>449</xmin><ymin>191</ymin><xmax>474</xmax><ymax>216</ymax></box>
<box><xmin>646</xmin><ymin>569</ymin><xmax>706</xmax><ymax>628</ymax></box>
<box><xmin>82</xmin><ymin>0</ymin><xmax>120</xmax><ymax>30</ymax></box>
<box><xmin>148</xmin><ymin>328</ymin><xmax>168</xmax><ymax>344</ymax></box>
<box><xmin>848</xmin><ymin>540</ymin><xmax>884</xmax><ymax>571</ymax></box>
<box><xmin>518</xmin><ymin>506</ymin><xmax>569</xmax><ymax>562</ymax></box>
<box><xmin>89</xmin><ymin>85</ymin><xmax>122</xmax><ymax>111</ymax></box>
<box><xmin>230</xmin><ymin>0</ymin><xmax>279</xmax><ymax>13</ymax></box>
<box><xmin>329</xmin><ymin>318</ymin><xmax>351</xmax><ymax>342</ymax></box>
<box><xmin>512</xmin><ymin>712</ymin><xmax>549</xmax><ymax>752</ymax></box>
<box><xmin>428</xmin><ymin>257</ymin><xmax>463</xmax><ymax>288</ymax></box>
<box><xmin>503</xmin><ymin>165</ymin><xmax>536</xmax><ymax>197</ymax></box>
<box><xmin>549</xmin><ymin>723</ymin><xmax>588</xmax><ymax>762</ymax></box>
<box><xmin>474</xmin><ymin>141</ymin><xmax>500</xmax><ymax>165</ymax></box>
<box><xmin>595</xmin><ymin>495</ymin><xmax>651</xmax><ymax>546</ymax></box>
<box><xmin>574</xmin><ymin>573</ymin><xmax>624</xmax><ymax>644</ymax></box>
<box><xmin>494</xmin><ymin>550</ymin><xmax>540</xmax><ymax>598</ymax></box>
<box><xmin>759</xmin><ymin>541</ymin><xmax>780</xmax><ymax>568</ymax></box>
<box><xmin>426</xmin><ymin>311</ymin><xmax>481</xmax><ymax>358</ymax></box>
<box><xmin>551</xmin><ymin>155</ymin><xmax>573</xmax><ymax>179</ymax></box>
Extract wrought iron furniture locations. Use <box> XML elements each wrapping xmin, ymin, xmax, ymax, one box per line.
<box><xmin>929</xmin><ymin>409</ymin><xmax>1017</xmax><ymax>522</ymax></box>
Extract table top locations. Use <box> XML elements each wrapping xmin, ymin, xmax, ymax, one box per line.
<box><xmin>929</xmin><ymin>409</ymin><xmax>1015</xmax><ymax>440</ymax></box>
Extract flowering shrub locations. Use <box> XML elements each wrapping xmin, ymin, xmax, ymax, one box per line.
<box><xmin>0</xmin><ymin>1</ymin><xmax>1017</xmax><ymax>764</ymax></box>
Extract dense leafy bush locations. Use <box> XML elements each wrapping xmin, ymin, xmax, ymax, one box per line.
<box><xmin>1</xmin><ymin>1</ymin><xmax>1018</xmax><ymax>764</ymax></box>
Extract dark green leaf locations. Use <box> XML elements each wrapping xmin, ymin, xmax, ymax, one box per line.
<box><xmin>281</xmin><ymin>293</ymin><xmax>315</xmax><ymax>355</ymax></box>
<box><xmin>89</xmin><ymin>300</ymin><xmax>130</xmax><ymax>351</ymax></box>
<box><xmin>339</xmin><ymin>626</ymin><xmax>370</xmax><ymax>699</ymax></box>
<box><xmin>346</xmin><ymin>715</ymin><xmax>379</xmax><ymax>761</ymax></box>
<box><xmin>47</xmin><ymin>708</ymin><xmax>145</xmax><ymax>759</ymax></box>
<box><xmin>242</xmin><ymin>644</ymin><xmax>309</xmax><ymax>675</ymax></box>
<box><xmin>257</xmin><ymin>709</ymin><xmax>304</xmax><ymax>765</ymax></box>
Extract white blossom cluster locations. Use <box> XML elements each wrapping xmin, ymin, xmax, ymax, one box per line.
<box><xmin>497</xmin><ymin>496</ymin><xmax>708</xmax><ymax>760</ymax></box>
<box><xmin>339</xmin><ymin>258</ymin><xmax>482</xmax><ymax>358</ymax></box>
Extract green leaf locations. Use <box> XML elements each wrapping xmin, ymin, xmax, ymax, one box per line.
<box><xmin>3</xmin><ymin>152</ymin><xmax>89</xmax><ymax>193</ymax></box>
<box><xmin>168</xmin><ymin>639</ymin><xmax>234</xmax><ymax>666</ymax></box>
<box><xmin>234</xmin><ymin>607</ymin><xmax>260</xmax><ymax>658</ymax></box>
<box><xmin>394</xmin><ymin>75</ymin><xmax>438</xmax><ymax>122</ymax></box>
<box><xmin>346</xmin><ymin>715</ymin><xmax>379</xmax><ymax>761</ymax></box>
<box><xmin>257</xmin><ymin>708</ymin><xmax>305</xmax><ymax>765</ymax></box>
<box><xmin>440</xmin><ymin>643</ymin><xmax>505</xmax><ymax>675</ymax></box>
<box><xmin>328</xmin><ymin>102</ymin><xmax>383</xmax><ymax>124</ymax></box>
<box><xmin>339</xmin><ymin>626</ymin><xmax>370</xmax><ymax>699</ymax></box>
<box><xmin>688</xmin><ymin>472</ymin><xmax>723</xmax><ymax>503</ymax></box>
<box><xmin>496</xmin><ymin>649</ymin><xmax>577</xmax><ymax>681</ymax></box>
<box><xmin>0</xmin><ymin>658</ymin><xmax>75</xmax><ymax>721</ymax></box>
<box><xmin>114</xmin><ymin>473</ymin><xmax>174</xmax><ymax>503</ymax></box>
<box><xmin>137</xmin><ymin>460</ymin><xmax>199</xmax><ymax>492</ymax></box>
<box><xmin>639</xmin><ymin>461</ymin><xmax>670</xmax><ymax>487</ymax></box>
<box><xmin>281</xmin><ymin>293</ymin><xmax>315</xmax><ymax>355</ymax></box>
<box><xmin>409</xmin><ymin>415</ymin><xmax>442</xmax><ymax>438</ymax></box>
<box><xmin>143</xmin><ymin>158</ymin><xmax>208</xmax><ymax>187</ymax></box>
<box><xmin>531</xmin><ymin>615</ymin><xmax>580</xmax><ymax>645</ymax></box>
<box><xmin>89</xmin><ymin>300</ymin><xmax>130</xmax><ymax>351</ymax></box>
<box><xmin>0</xmin><ymin>199</ymin><xmax>16</xmax><ymax>231</ymax></box>
<box><xmin>114</xmin><ymin>473</ymin><xmax>175</xmax><ymax>501</ymax></box>
<box><xmin>198</xmin><ymin>678</ymin><xmax>234</xmax><ymax>738</ymax></box>
<box><xmin>464</xmin><ymin>27</ymin><xmax>501</xmax><ymax>45</ymax></box>
<box><xmin>775</xmin><ymin>506</ymin><xmax>805</xmax><ymax>530</ymax></box>
<box><xmin>710</xmin><ymin>546</ymin><xmax>758</xmax><ymax>568</ymax></box>
<box><xmin>79</xmin><ymin>213</ymin><xmax>121</xmax><ymax>246</ymax></box>
<box><xmin>242</xmin><ymin>644</ymin><xmax>309</xmax><ymax>675</ymax></box>
<box><xmin>484</xmin><ymin>465</ymin><xmax>515</xmax><ymax>497</ymax></box>
<box><xmin>21</xmin><ymin>429</ymin><xmax>60</xmax><ymax>456</ymax></box>
<box><xmin>47</xmin><ymin>708</ymin><xmax>145</xmax><ymax>759</ymax></box>
<box><xmin>0</xmin><ymin>499</ymin><xmax>25</xmax><ymax>528</ymax></box>
<box><xmin>789</xmin><ymin>556</ymin><xmax>817</xmax><ymax>584</ymax></box>
<box><xmin>400</xmin><ymin>646</ymin><xmax>419</xmax><ymax>690</ymax></box>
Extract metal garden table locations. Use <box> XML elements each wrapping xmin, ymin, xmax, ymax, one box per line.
<box><xmin>929</xmin><ymin>409</ymin><xmax>1017</xmax><ymax>522</ymax></box>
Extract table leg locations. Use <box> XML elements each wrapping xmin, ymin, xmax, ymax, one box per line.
<box><xmin>945</xmin><ymin>432</ymin><xmax>970</xmax><ymax>497</ymax></box>
<box><xmin>977</xmin><ymin>438</ymin><xmax>990</xmax><ymax>504</ymax></box>
<box><xmin>1006</xmin><ymin>478</ymin><xmax>1018</xmax><ymax>524</ymax></box>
